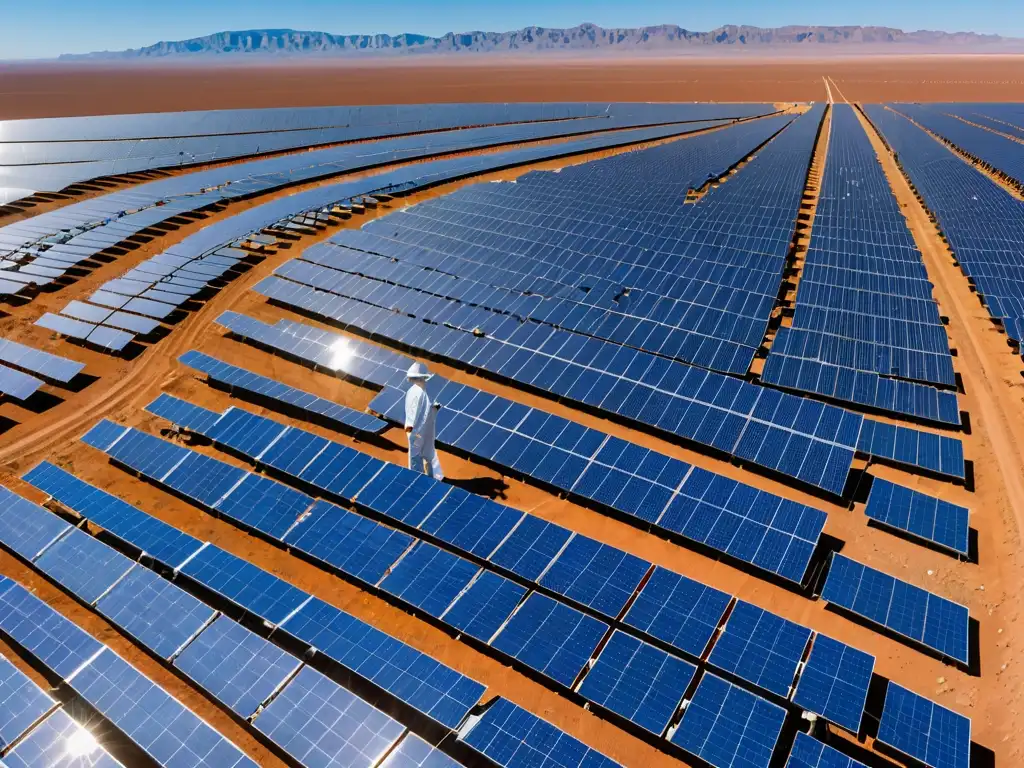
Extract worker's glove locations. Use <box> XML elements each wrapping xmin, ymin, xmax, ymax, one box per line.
<box><xmin>433</xmin><ymin>402</ymin><xmax>442</xmax><ymax>410</ymax></box>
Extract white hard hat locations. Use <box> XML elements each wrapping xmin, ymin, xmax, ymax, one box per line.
<box><xmin>407</xmin><ymin>362</ymin><xmax>432</xmax><ymax>380</ymax></box>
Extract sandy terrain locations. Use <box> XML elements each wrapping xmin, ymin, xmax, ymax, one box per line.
<box><xmin>4</xmin><ymin>55</ymin><xmax>1024</xmax><ymax>120</ymax></box>
<box><xmin>0</xmin><ymin>93</ymin><xmax>1019</xmax><ymax>766</ymax></box>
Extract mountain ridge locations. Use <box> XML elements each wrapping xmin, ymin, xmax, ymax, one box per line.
<box><xmin>59</xmin><ymin>22</ymin><xmax>1018</xmax><ymax>60</ymax></box>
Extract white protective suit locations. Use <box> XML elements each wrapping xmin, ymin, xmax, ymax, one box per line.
<box><xmin>405</xmin><ymin>380</ymin><xmax>443</xmax><ymax>480</ymax></box>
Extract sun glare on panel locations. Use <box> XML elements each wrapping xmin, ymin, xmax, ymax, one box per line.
<box><xmin>328</xmin><ymin>339</ymin><xmax>352</xmax><ymax>370</ymax></box>
<box><xmin>65</xmin><ymin>725</ymin><xmax>102</xmax><ymax>759</ymax></box>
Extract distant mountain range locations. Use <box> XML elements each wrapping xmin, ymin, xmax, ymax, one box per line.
<box><xmin>59</xmin><ymin>23</ymin><xmax>1019</xmax><ymax>60</ymax></box>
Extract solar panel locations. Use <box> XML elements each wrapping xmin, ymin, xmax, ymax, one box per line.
<box><xmin>416</xmin><ymin>488</ymin><xmax>524</xmax><ymax>559</ymax></box>
<box><xmin>785</xmin><ymin>732</ymin><xmax>867</xmax><ymax>768</ymax></box>
<box><xmin>177</xmin><ymin>544</ymin><xmax>310</xmax><ymax>627</ymax></box>
<box><xmin>161</xmin><ymin>451</ymin><xmax>248</xmax><ymax>508</ymax></box>
<box><xmin>173</xmin><ymin>615</ymin><xmax>300</xmax><ymax>719</ymax></box>
<box><xmin>792</xmin><ymin>634</ymin><xmax>874</xmax><ymax>734</ymax></box>
<box><xmin>215</xmin><ymin>472</ymin><xmax>314</xmax><ymax>539</ymax></box>
<box><xmin>94</xmin><ymin>566</ymin><xmax>215</xmax><ymax>660</ymax></box>
<box><xmin>23</xmin><ymin>461</ymin><xmax>204</xmax><ymax>570</ymax></box>
<box><xmin>278</xmin><ymin>596</ymin><xmax>484</xmax><ymax>729</ymax></box>
<box><xmin>68</xmin><ymin>649</ymin><xmax>258</xmax><ymax>768</ymax></box>
<box><xmin>178</xmin><ymin>350</ymin><xmax>387</xmax><ymax>434</ymax></box>
<box><xmin>205</xmin><ymin>406</ymin><xmax>288</xmax><ymax>458</ymax></box>
<box><xmin>0</xmin><ymin>578</ymin><xmax>104</xmax><ymax>678</ymax></box>
<box><xmin>490</xmin><ymin>593</ymin><xmax>609</xmax><ymax>687</ymax></box>
<box><xmin>0</xmin><ymin>484</ymin><xmax>70</xmax><ymax>561</ymax></box>
<box><xmin>459</xmin><ymin>697</ymin><xmax>621</xmax><ymax>768</ymax></box>
<box><xmin>577</xmin><ymin>630</ymin><xmax>695</xmax><ymax>736</ymax></box>
<box><xmin>876</xmin><ymin>682</ymin><xmax>970</xmax><ymax>768</ymax></box>
<box><xmin>33</xmin><ymin>526</ymin><xmax>135</xmax><ymax>605</ymax></box>
<box><xmin>487</xmin><ymin>516</ymin><xmax>573</xmax><ymax>582</ymax></box>
<box><xmin>3</xmin><ymin>708</ymin><xmax>124</xmax><ymax>768</ymax></box>
<box><xmin>440</xmin><ymin>570</ymin><xmax>527</xmax><ymax>642</ymax></box>
<box><xmin>538</xmin><ymin>536</ymin><xmax>650</xmax><ymax>619</ymax></box>
<box><xmin>622</xmin><ymin>566</ymin><xmax>732</xmax><ymax>658</ymax></box>
<box><xmin>863</xmin><ymin>478</ymin><xmax>969</xmax><ymax>555</ymax></box>
<box><xmin>379</xmin><ymin>542</ymin><xmax>480</xmax><ymax>619</ymax></box>
<box><xmin>252</xmin><ymin>666</ymin><xmax>404</xmax><ymax>768</ymax></box>
<box><xmin>670</xmin><ymin>673</ymin><xmax>786</xmax><ymax>768</ymax></box>
<box><xmin>708</xmin><ymin>601</ymin><xmax>812</xmax><ymax>697</ymax></box>
<box><xmin>0</xmin><ymin>365</ymin><xmax>43</xmax><ymax>401</ymax></box>
<box><xmin>144</xmin><ymin>393</ymin><xmax>223</xmax><ymax>435</ymax></box>
<box><xmin>856</xmin><ymin>420</ymin><xmax>965</xmax><ymax>480</ymax></box>
<box><xmin>283</xmin><ymin>500</ymin><xmax>414</xmax><ymax>585</ymax></box>
<box><xmin>0</xmin><ymin>653</ymin><xmax>55</xmax><ymax>750</ymax></box>
<box><xmin>821</xmin><ymin>554</ymin><xmax>970</xmax><ymax>664</ymax></box>
<box><xmin>79</xmin><ymin>418</ymin><xmax>128</xmax><ymax>452</ymax></box>
<box><xmin>380</xmin><ymin>734</ymin><xmax>462</xmax><ymax>768</ymax></box>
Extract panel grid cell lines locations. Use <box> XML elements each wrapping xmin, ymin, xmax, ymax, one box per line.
<box><xmin>178</xmin><ymin>350</ymin><xmax>387</xmax><ymax>434</ymax></box>
<box><xmin>4</xmin><ymin>708</ymin><xmax>125</xmax><ymax>768</ymax></box>
<box><xmin>707</xmin><ymin>601</ymin><xmax>811</xmax><ymax>697</ymax></box>
<box><xmin>669</xmin><ymin>672</ymin><xmax>787</xmax><ymax>768</ymax></box>
<box><xmin>576</xmin><ymin>630</ymin><xmax>696</xmax><ymax>737</ymax></box>
<box><xmin>0</xmin><ymin>653</ymin><xmax>56</xmax><ymax>750</ymax></box>
<box><xmin>863</xmin><ymin>478</ymin><xmax>969</xmax><ymax>556</ymax></box>
<box><xmin>821</xmin><ymin>554</ymin><xmax>969</xmax><ymax>664</ymax></box>
<box><xmin>459</xmin><ymin>697</ymin><xmax>622</xmax><ymax>768</ymax></box>
<box><xmin>370</xmin><ymin>375</ymin><xmax>828</xmax><ymax>585</ymax></box>
<box><xmin>785</xmin><ymin>732</ymin><xmax>868</xmax><ymax>768</ymax></box>
<box><xmin>877</xmin><ymin>683</ymin><xmax>970</xmax><ymax>768</ymax></box>
<box><xmin>791</xmin><ymin>634</ymin><xmax>874</xmax><ymax>734</ymax></box>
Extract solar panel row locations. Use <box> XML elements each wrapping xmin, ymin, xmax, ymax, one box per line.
<box><xmin>863</xmin><ymin>477</ymin><xmax>970</xmax><ymax>555</ymax></box>
<box><xmin>178</xmin><ymin>349</ymin><xmax>387</xmax><ymax>434</ymax></box>
<box><xmin>877</xmin><ymin>681</ymin><xmax>970</xmax><ymax>768</ymax></box>
<box><xmin>821</xmin><ymin>553</ymin><xmax>970</xmax><ymax>664</ymax></box>
<box><xmin>855</xmin><ymin>419</ymin><xmax>965</xmax><ymax>480</ymax></box>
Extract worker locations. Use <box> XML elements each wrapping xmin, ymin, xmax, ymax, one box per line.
<box><xmin>404</xmin><ymin>362</ymin><xmax>444</xmax><ymax>480</ymax></box>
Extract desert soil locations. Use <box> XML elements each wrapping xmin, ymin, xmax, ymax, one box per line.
<box><xmin>0</xmin><ymin>64</ymin><xmax>1020</xmax><ymax>767</ymax></box>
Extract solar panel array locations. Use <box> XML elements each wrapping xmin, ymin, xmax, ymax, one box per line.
<box><xmin>764</xmin><ymin>105</ymin><xmax>957</xmax><ymax>421</ymax></box>
<box><xmin>0</xmin><ymin>652</ymin><xmax>57</xmax><ymax>750</ymax></box>
<box><xmin>2</xmin><ymin>707</ymin><xmax>125</xmax><ymax>768</ymax></box>
<box><xmin>177</xmin><ymin>349</ymin><xmax>387</xmax><ymax>433</ymax></box>
<box><xmin>791</xmin><ymin>634</ymin><xmax>874</xmax><ymax>733</ymax></box>
<box><xmin>877</xmin><ymin>682</ymin><xmax>970</xmax><ymax>768</ymax></box>
<box><xmin>863</xmin><ymin>478</ymin><xmax>970</xmax><ymax>555</ymax></box>
<box><xmin>367</xmin><ymin>374</ymin><xmax>827</xmax><ymax>585</ymax></box>
<box><xmin>785</xmin><ymin>732</ymin><xmax>868</xmax><ymax>768</ymax></box>
<box><xmin>821</xmin><ymin>553</ymin><xmax>970</xmax><ymax>664</ymax></box>
<box><xmin>864</xmin><ymin>105</ymin><xmax>1024</xmax><ymax>367</ymax></box>
<box><xmin>855</xmin><ymin>419</ymin><xmax>965</xmax><ymax>480</ymax></box>
<box><xmin>1</xmin><ymin>102</ymin><xmax>770</xmax><ymax>200</ymax></box>
<box><xmin>33</xmin><ymin>118</ymin><xmax>745</xmax><ymax>353</ymax></box>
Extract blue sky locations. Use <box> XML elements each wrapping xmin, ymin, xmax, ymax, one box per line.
<box><xmin>2</xmin><ymin>0</ymin><xmax>1019</xmax><ymax>60</ymax></box>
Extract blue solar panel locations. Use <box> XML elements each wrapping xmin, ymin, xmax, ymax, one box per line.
<box><xmin>864</xmin><ymin>478</ymin><xmax>969</xmax><ymax>555</ymax></box>
<box><xmin>3</xmin><ymin>708</ymin><xmax>124</xmax><ymax>768</ymax></box>
<box><xmin>379</xmin><ymin>542</ymin><xmax>480</xmax><ymax>619</ymax></box>
<box><xmin>622</xmin><ymin>566</ymin><xmax>732</xmax><ymax>657</ymax></box>
<box><xmin>68</xmin><ymin>649</ymin><xmax>258</xmax><ymax>768</ymax></box>
<box><xmin>173</xmin><ymin>615</ymin><xmax>299</xmax><ymax>719</ymax></box>
<box><xmin>417</xmin><ymin>488</ymin><xmax>524</xmax><ymax>559</ymax></box>
<box><xmin>79</xmin><ymin>419</ymin><xmax>128</xmax><ymax>452</ymax></box>
<box><xmin>214</xmin><ymin>471</ymin><xmax>314</xmax><ymax>539</ymax></box>
<box><xmin>577</xmin><ymin>630</ymin><xmax>695</xmax><ymax>736</ymax></box>
<box><xmin>538</xmin><ymin>536</ymin><xmax>650</xmax><ymax>619</ymax></box>
<box><xmin>23</xmin><ymin>461</ymin><xmax>204</xmax><ymax>570</ymax></box>
<box><xmin>179</xmin><ymin>350</ymin><xmax>387</xmax><ymax>434</ymax></box>
<box><xmin>440</xmin><ymin>570</ymin><xmax>527</xmax><ymax>642</ymax></box>
<box><xmin>670</xmin><ymin>673</ymin><xmax>786</xmax><ymax>768</ymax></box>
<box><xmin>821</xmin><ymin>554</ymin><xmax>970</xmax><ymax>664</ymax></box>
<box><xmin>94</xmin><ymin>566</ymin><xmax>215</xmax><ymax>660</ymax></box>
<box><xmin>490</xmin><ymin>593</ymin><xmax>609</xmax><ymax>687</ymax></box>
<box><xmin>0</xmin><ymin>578</ymin><xmax>104</xmax><ymax>678</ymax></box>
<box><xmin>381</xmin><ymin>735</ymin><xmax>462</xmax><ymax>768</ymax></box>
<box><xmin>0</xmin><ymin>484</ymin><xmax>71</xmax><ymax>561</ymax></box>
<box><xmin>351</xmin><ymin>464</ymin><xmax>449</xmax><ymax>528</ymax></box>
<box><xmin>177</xmin><ymin>545</ymin><xmax>310</xmax><ymax>627</ymax></box>
<box><xmin>459</xmin><ymin>697</ymin><xmax>621</xmax><ymax>768</ymax></box>
<box><xmin>0</xmin><ymin>338</ymin><xmax>84</xmax><ymax>384</ymax></box>
<box><xmin>785</xmin><ymin>732</ymin><xmax>867</xmax><ymax>768</ymax></box>
<box><xmin>792</xmin><ymin>634</ymin><xmax>874</xmax><ymax>734</ymax></box>
<box><xmin>284</xmin><ymin>500</ymin><xmax>413</xmax><ymax>585</ymax></box>
<box><xmin>103</xmin><ymin>426</ymin><xmax>189</xmax><ymax>481</ymax></box>
<box><xmin>162</xmin><ymin>451</ymin><xmax>248</xmax><ymax>508</ymax></box>
<box><xmin>252</xmin><ymin>665</ymin><xmax>404</xmax><ymax>768</ymax></box>
<box><xmin>708</xmin><ymin>601</ymin><xmax>812</xmax><ymax>696</ymax></box>
<box><xmin>856</xmin><ymin>420</ymin><xmax>965</xmax><ymax>480</ymax></box>
<box><xmin>487</xmin><ymin>516</ymin><xmax>572</xmax><ymax>582</ymax></box>
<box><xmin>33</xmin><ymin>527</ymin><xmax>135</xmax><ymax>605</ymax></box>
<box><xmin>0</xmin><ymin>654</ymin><xmax>55</xmax><ymax>750</ymax></box>
<box><xmin>205</xmin><ymin>406</ymin><xmax>288</xmax><ymax>458</ymax></box>
<box><xmin>876</xmin><ymin>682</ymin><xmax>970</xmax><ymax>768</ymax></box>
<box><xmin>278</xmin><ymin>596</ymin><xmax>484</xmax><ymax>728</ymax></box>
<box><xmin>144</xmin><ymin>393</ymin><xmax>223</xmax><ymax>435</ymax></box>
